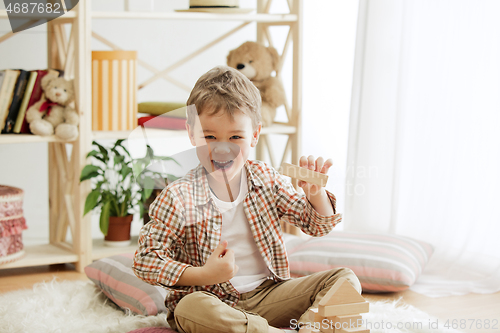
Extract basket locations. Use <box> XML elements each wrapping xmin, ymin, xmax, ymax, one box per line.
<box><xmin>0</xmin><ymin>185</ymin><xmax>28</xmax><ymax>265</ymax></box>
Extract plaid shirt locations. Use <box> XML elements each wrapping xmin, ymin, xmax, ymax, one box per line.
<box><xmin>133</xmin><ymin>159</ymin><xmax>342</xmax><ymax>313</ymax></box>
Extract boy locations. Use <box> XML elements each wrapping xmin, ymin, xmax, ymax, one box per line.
<box><xmin>133</xmin><ymin>66</ymin><xmax>361</xmax><ymax>333</ymax></box>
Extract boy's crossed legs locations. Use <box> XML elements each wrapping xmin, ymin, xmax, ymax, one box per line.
<box><xmin>169</xmin><ymin>267</ymin><xmax>361</xmax><ymax>333</ymax></box>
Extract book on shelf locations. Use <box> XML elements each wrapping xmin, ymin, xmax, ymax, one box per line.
<box><xmin>2</xmin><ymin>69</ymin><xmax>29</xmax><ymax>134</ymax></box>
<box><xmin>0</xmin><ymin>69</ymin><xmax>21</xmax><ymax>134</ymax></box>
<box><xmin>12</xmin><ymin>71</ymin><xmax>38</xmax><ymax>134</ymax></box>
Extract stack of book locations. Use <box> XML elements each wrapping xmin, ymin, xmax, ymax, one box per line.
<box><xmin>0</xmin><ymin>68</ymin><xmax>61</xmax><ymax>135</ymax></box>
<box><xmin>137</xmin><ymin>102</ymin><xmax>187</xmax><ymax>130</ymax></box>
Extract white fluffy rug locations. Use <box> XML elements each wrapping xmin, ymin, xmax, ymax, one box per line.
<box><xmin>0</xmin><ymin>280</ymin><xmax>462</xmax><ymax>333</ymax></box>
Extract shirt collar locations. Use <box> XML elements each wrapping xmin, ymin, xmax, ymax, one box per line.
<box><xmin>192</xmin><ymin>160</ymin><xmax>264</xmax><ymax>206</ymax></box>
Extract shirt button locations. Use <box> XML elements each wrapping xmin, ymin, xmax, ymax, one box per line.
<box><xmin>214</xmin><ymin>225</ymin><xmax>220</xmax><ymax>231</ymax></box>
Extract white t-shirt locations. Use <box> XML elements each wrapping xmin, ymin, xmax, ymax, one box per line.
<box><xmin>210</xmin><ymin>171</ymin><xmax>271</xmax><ymax>294</ymax></box>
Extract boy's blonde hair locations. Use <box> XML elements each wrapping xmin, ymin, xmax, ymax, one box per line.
<box><xmin>186</xmin><ymin>66</ymin><xmax>262</xmax><ymax>130</ymax></box>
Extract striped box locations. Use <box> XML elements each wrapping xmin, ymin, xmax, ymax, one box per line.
<box><xmin>92</xmin><ymin>51</ymin><xmax>137</xmax><ymax>131</ymax></box>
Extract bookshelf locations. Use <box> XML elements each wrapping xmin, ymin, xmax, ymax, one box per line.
<box><xmin>0</xmin><ymin>0</ymin><xmax>302</xmax><ymax>273</ymax></box>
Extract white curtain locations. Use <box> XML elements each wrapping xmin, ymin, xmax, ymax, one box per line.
<box><xmin>345</xmin><ymin>0</ymin><xmax>500</xmax><ymax>297</ymax></box>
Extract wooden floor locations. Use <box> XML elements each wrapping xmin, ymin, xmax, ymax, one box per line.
<box><xmin>1</xmin><ymin>265</ymin><xmax>499</xmax><ymax>333</ymax></box>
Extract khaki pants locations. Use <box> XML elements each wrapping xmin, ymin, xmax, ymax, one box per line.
<box><xmin>167</xmin><ymin>268</ymin><xmax>361</xmax><ymax>333</ymax></box>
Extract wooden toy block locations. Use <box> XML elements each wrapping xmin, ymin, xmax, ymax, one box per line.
<box><xmin>329</xmin><ymin>314</ymin><xmax>363</xmax><ymax>328</ymax></box>
<box><xmin>319</xmin><ymin>277</ymin><xmax>365</xmax><ymax>307</ymax></box>
<box><xmin>308</xmin><ymin>308</ymin><xmax>324</xmax><ymax>323</ymax></box>
<box><xmin>318</xmin><ymin>301</ymin><xmax>369</xmax><ymax>317</ymax></box>
<box><xmin>280</xmin><ymin>162</ymin><xmax>329</xmax><ymax>187</ymax></box>
<box><xmin>319</xmin><ymin>316</ymin><xmax>363</xmax><ymax>333</ymax></box>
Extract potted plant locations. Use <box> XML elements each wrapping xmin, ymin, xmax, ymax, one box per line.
<box><xmin>80</xmin><ymin>139</ymin><xmax>140</xmax><ymax>247</ymax></box>
<box><xmin>80</xmin><ymin>139</ymin><xmax>180</xmax><ymax>246</ymax></box>
<box><xmin>132</xmin><ymin>144</ymin><xmax>180</xmax><ymax>224</ymax></box>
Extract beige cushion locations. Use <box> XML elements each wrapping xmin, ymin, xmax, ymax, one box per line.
<box><xmin>138</xmin><ymin>102</ymin><xmax>186</xmax><ymax>118</ymax></box>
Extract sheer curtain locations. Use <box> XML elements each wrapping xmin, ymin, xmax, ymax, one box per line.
<box><xmin>345</xmin><ymin>0</ymin><xmax>500</xmax><ymax>297</ymax></box>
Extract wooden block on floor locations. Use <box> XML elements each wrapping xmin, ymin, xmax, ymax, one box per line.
<box><xmin>319</xmin><ymin>277</ymin><xmax>366</xmax><ymax>306</ymax></box>
<box><xmin>318</xmin><ymin>301</ymin><xmax>369</xmax><ymax>317</ymax></box>
<box><xmin>329</xmin><ymin>314</ymin><xmax>363</xmax><ymax>328</ymax></box>
<box><xmin>280</xmin><ymin>162</ymin><xmax>329</xmax><ymax>187</ymax></box>
<box><xmin>309</xmin><ymin>307</ymin><xmax>324</xmax><ymax>323</ymax></box>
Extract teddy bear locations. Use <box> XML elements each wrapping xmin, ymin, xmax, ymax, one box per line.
<box><xmin>227</xmin><ymin>41</ymin><xmax>286</xmax><ymax>126</ymax></box>
<box><xmin>25</xmin><ymin>74</ymin><xmax>79</xmax><ymax>141</ymax></box>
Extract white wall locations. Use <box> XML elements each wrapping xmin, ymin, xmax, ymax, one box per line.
<box><xmin>0</xmin><ymin>0</ymin><xmax>358</xmax><ymax>242</ymax></box>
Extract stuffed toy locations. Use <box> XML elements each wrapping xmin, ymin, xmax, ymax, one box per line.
<box><xmin>227</xmin><ymin>41</ymin><xmax>286</xmax><ymax>126</ymax></box>
<box><xmin>25</xmin><ymin>74</ymin><xmax>79</xmax><ymax>141</ymax></box>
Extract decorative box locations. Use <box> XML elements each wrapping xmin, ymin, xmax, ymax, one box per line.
<box><xmin>91</xmin><ymin>50</ymin><xmax>138</xmax><ymax>131</ymax></box>
<box><xmin>0</xmin><ymin>185</ymin><xmax>28</xmax><ymax>265</ymax></box>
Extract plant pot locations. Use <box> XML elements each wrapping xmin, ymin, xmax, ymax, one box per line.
<box><xmin>104</xmin><ymin>215</ymin><xmax>133</xmax><ymax>247</ymax></box>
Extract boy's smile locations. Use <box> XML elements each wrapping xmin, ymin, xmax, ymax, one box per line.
<box><xmin>186</xmin><ymin>109</ymin><xmax>261</xmax><ymax>198</ymax></box>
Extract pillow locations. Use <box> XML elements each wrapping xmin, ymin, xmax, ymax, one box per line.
<box><xmin>138</xmin><ymin>102</ymin><xmax>186</xmax><ymax>117</ymax></box>
<box><xmin>85</xmin><ymin>253</ymin><xmax>169</xmax><ymax>316</ymax></box>
<box><xmin>284</xmin><ymin>231</ymin><xmax>434</xmax><ymax>293</ymax></box>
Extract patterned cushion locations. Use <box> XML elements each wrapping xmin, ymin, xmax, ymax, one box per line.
<box><xmin>85</xmin><ymin>253</ymin><xmax>169</xmax><ymax>316</ymax></box>
<box><xmin>285</xmin><ymin>231</ymin><xmax>434</xmax><ymax>292</ymax></box>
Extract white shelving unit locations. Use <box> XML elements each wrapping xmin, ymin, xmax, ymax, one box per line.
<box><xmin>0</xmin><ymin>0</ymin><xmax>302</xmax><ymax>272</ymax></box>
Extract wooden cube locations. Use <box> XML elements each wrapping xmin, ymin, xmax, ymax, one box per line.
<box><xmin>318</xmin><ymin>302</ymin><xmax>369</xmax><ymax>317</ymax></box>
<box><xmin>309</xmin><ymin>308</ymin><xmax>324</xmax><ymax>323</ymax></box>
<box><xmin>280</xmin><ymin>163</ymin><xmax>329</xmax><ymax>187</ymax></box>
<box><xmin>330</xmin><ymin>315</ymin><xmax>363</xmax><ymax>328</ymax></box>
<box><xmin>319</xmin><ymin>315</ymin><xmax>364</xmax><ymax>333</ymax></box>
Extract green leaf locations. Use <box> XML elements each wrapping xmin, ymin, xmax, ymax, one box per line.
<box><xmin>99</xmin><ymin>201</ymin><xmax>111</xmax><ymax>236</ymax></box>
<box><xmin>132</xmin><ymin>162</ymin><xmax>145</xmax><ymax>180</ymax></box>
<box><xmin>114</xmin><ymin>155</ymin><xmax>125</xmax><ymax>165</ymax></box>
<box><xmin>121</xmin><ymin>165</ymin><xmax>133</xmax><ymax>179</ymax></box>
<box><xmin>139</xmin><ymin>204</ymin><xmax>144</xmax><ymax>221</ymax></box>
<box><xmin>93</xmin><ymin>141</ymin><xmax>109</xmax><ymax>163</ymax></box>
<box><xmin>116</xmin><ymin>140</ymin><xmax>132</xmax><ymax>158</ymax></box>
<box><xmin>80</xmin><ymin>165</ymin><xmax>101</xmax><ymax>182</ymax></box>
<box><xmin>86</xmin><ymin>150</ymin><xmax>100</xmax><ymax>158</ymax></box>
<box><xmin>83</xmin><ymin>189</ymin><xmax>101</xmax><ymax>216</ymax></box>
<box><xmin>157</xmin><ymin>156</ymin><xmax>181</xmax><ymax>166</ymax></box>
<box><xmin>143</xmin><ymin>176</ymin><xmax>155</xmax><ymax>200</ymax></box>
<box><xmin>120</xmin><ymin>192</ymin><xmax>130</xmax><ymax>216</ymax></box>
<box><xmin>114</xmin><ymin>139</ymin><xmax>125</xmax><ymax>148</ymax></box>
<box><xmin>109</xmin><ymin>196</ymin><xmax>120</xmax><ymax>217</ymax></box>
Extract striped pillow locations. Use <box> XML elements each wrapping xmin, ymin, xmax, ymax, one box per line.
<box><xmin>285</xmin><ymin>231</ymin><xmax>434</xmax><ymax>292</ymax></box>
<box><xmin>85</xmin><ymin>253</ymin><xmax>169</xmax><ymax>316</ymax></box>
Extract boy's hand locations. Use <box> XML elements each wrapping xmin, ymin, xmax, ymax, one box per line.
<box><xmin>298</xmin><ymin>155</ymin><xmax>335</xmax><ymax>217</ymax></box>
<box><xmin>202</xmin><ymin>240</ymin><xmax>239</xmax><ymax>285</ymax></box>
<box><xmin>298</xmin><ymin>155</ymin><xmax>333</xmax><ymax>196</ymax></box>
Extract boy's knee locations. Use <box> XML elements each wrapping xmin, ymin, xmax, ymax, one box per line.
<box><xmin>175</xmin><ymin>291</ymin><xmax>219</xmax><ymax>319</ymax></box>
<box><xmin>332</xmin><ymin>267</ymin><xmax>362</xmax><ymax>294</ymax></box>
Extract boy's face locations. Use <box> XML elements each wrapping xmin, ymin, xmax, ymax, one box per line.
<box><xmin>186</xmin><ymin>110</ymin><xmax>261</xmax><ymax>183</ymax></box>
<box><xmin>186</xmin><ymin>109</ymin><xmax>261</xmax><ymax>185</ymax></box>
